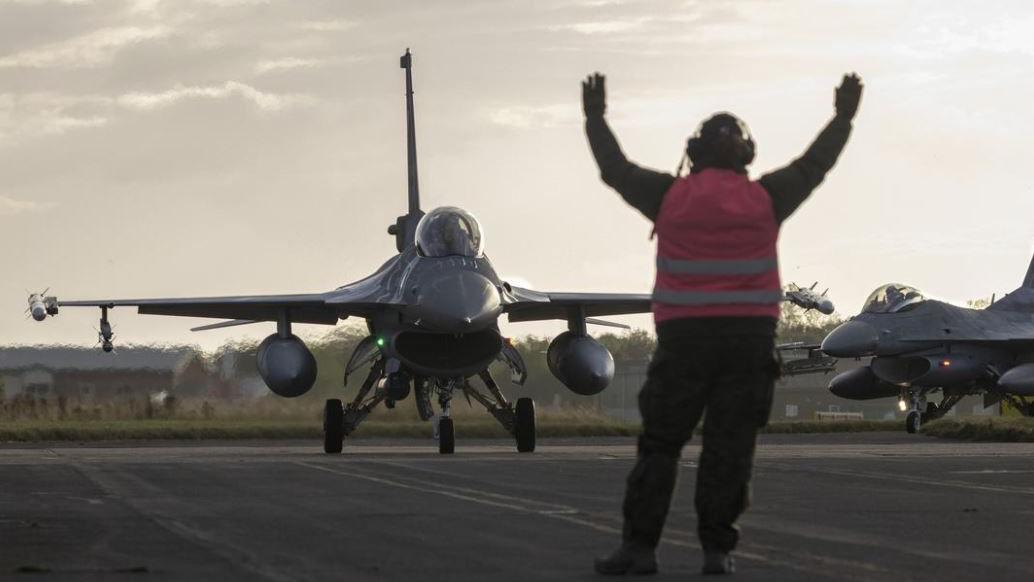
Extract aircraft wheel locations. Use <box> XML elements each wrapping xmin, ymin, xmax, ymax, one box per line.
<box><xmin>905</xmin><ymin>410</ymin><xmax>921</xmax><ymax>434</ymax></box>
<box><xmin>323</xmin><ymin>399</ymin><xmax>344</xmax><ymax>454</ymax></box>
<box><xmin>515</xmin><ymin>397</ymin><xmax>536</xmax><ymax>453</ymax></box>
<box><xmin>438</xmin><ymin>417</ymin><xmax>455</xmax><ymax>455</ymax></box>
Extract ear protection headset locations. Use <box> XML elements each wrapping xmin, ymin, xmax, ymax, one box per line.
<box><xmin>677</xmin><ymin>112</ymin><xmax>755</xmax><ymax>175</ymax></box>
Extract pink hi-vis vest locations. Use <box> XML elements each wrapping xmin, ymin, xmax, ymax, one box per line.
<box><xmin>652</xmin><ymin>168</ymin><xmax>782</xmax><ymax>322</ymax></box>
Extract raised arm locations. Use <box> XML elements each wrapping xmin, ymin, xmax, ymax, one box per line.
<box><xmin>583</xmin><ymin>73</ymin><xmax>675</xmax><ymax>222</ymax></box>
<box><xmin>759</xmin><ymin>73</ymin><xmax>863</xmax><ymax>224</ymax></box>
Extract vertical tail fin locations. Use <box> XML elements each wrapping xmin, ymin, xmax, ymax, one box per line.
<box><xmin>401</xmin><ymin>48</ymin><xmax>420</xmax><ymax>217</ymax></box>
<box><xmin>987</xmin><ymin>248</ymin><xmax>1034</xmax><ymax>312</ymax></box>
<box><xmin>1023</xmin><ymin>251</ymin><xmax>1034</xmax><ymax>289</ymax></box>
<box><xmin>388</xmin><ymin>48</ymin><xmax>425</xmax><ymax>253</ymax></box>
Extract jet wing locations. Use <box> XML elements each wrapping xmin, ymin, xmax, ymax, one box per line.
<box><xmin>901</xmin><ymin>335</ymin><xmax>1034</xmax><ymax>343</ymax></box>
<box><xmin>58</xmin><ymin>293</ymin><xmax>346</xmax><ymax>325</ymax></box>
<box><xmin>503</xmin><ymin>286</ymin><xmax>652</xmax><ymax>323</ymax></box>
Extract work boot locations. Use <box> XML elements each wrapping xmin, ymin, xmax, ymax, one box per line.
<box><xmin>702</xmin><ymin>550</ymin><xmax>735</xmax><ymax>575</ymax></box>
<box><xmin>593</xmin><ymin>543</ymin><xmax>658</xmax><ymax>575</ymax></box>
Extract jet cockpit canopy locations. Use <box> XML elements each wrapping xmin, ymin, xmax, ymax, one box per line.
<box><xmin>862</xmin><ymin>283</ymin><xmax>926</xmax><ymax>314</ymax></box>
<box><xmin>415</xmin><ymin>207</ymin><xmax>484</xmax><ymax>258</ymax></box>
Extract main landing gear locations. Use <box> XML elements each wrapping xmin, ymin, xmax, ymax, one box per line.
<box><xmin>462</xmin><ymin>370</ymin><xmax>536</xmax><ymax>453</ymax></box>
<box><xmin>514</xmin><ymin>397</ymin><xmax>536</xmax><ymax>453</ymax></box>
<box><xmin>321</xmin><ymin>361</ymin><xmax>537</xmax><ymax>455</ymax></box>
<box><xmin>323</xmin><ymin>399</ymin><xmax>344</xmax><ymax>454</ymax></box>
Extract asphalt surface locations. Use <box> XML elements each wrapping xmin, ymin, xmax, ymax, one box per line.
<box><xmin>2</xmin><ymin>433</ymin><xmax>1034</xmax><ymax>581</ymax></box>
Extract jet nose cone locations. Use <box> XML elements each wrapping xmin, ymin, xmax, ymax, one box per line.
<box><xmin>821</xmin><ymin>320</ymin><xmax>879</xmax><ymax>357</ymax></box>
<box><xmin>417</xmin><ymin>270</ymin><xmax>501</xmax><ymax>332</ymax></box>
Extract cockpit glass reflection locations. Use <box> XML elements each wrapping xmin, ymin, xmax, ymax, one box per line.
<box><xmin>862</xmin><ymin>284</ymin><xmax>926</xmax><ymax>314</ymax></box>
<box><xmin>415</xmin><ymin>207</ymin><xmax>484</xmax><ymax>258</ymax></box>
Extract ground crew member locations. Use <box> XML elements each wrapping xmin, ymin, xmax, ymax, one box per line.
<box><xmin>584</xmin><ymin>72</ymin><xmax>862</xmax><ymax>575</ymax></box>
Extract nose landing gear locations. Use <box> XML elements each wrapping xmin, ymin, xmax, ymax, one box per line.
<box><xmin>902</xmin><ymin>389</ymin><xmax>964</xmax><ymax>434</ymax></box>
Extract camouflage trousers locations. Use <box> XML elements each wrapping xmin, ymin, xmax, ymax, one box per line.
<box><xmin>621</xmin><ymin>335</ymin><xmax>778</xmax><ymax>553</ymax></box>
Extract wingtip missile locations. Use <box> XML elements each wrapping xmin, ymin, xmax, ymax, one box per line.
<box><xmin>27</xmin><ymin>292</ymin><xmax>58</xmax><ymax>321</ymax></box>
<box><xmin>784</xmin><ymin>281</ymin><xmax>836</xmax><ymax>315</ymax></box>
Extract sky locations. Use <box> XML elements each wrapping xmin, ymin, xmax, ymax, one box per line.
<box><xmin>3</xmin><ymin>0</ymin><xmax>1034</xmax><ymax>350</ymax></box>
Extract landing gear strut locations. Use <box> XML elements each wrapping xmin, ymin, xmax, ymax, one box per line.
<box><xmin>437</xmin><ymin>380</ymin><xmax>456</xmax><ymax>455</ymax></box>
<box><xmin>323</xmin><ymin>360</ymin><xmax>386</xmax><ymax>454</ymax></box>
<box><xmin>462</xmin><ymin>370</ymin><xmax>537</xmax><ymax>453</ymax></box>
<box><xmin>905</xmin><ymin>410</ymin><xmax>921</xmax><ymax>434</ymax></box>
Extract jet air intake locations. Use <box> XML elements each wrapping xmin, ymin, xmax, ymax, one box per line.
<box><xmin>828</xmin><ymin>366</ymin><xmax>899</xmax><ymax>400</ymax></box>
<box><xmin>257</xmin><ymin>334</ymin><xmax>318</xmax><ymax>398</ymax></box>
<box><xmin>870</xmin><ymin>355</ymin><xmax>987</xmax><ymax>387</ymax></box>
<box><xmin>547</xmin><ymin>331</ymin><xmax>614</xmax><ymax>396</ymax></box>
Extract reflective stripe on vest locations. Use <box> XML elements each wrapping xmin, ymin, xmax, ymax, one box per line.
<box><xmin>652</xmin><ymin>289</ymin><xmax>785</xmax><ymax>306</ymax></box>
<box><xmin>656</xmin><ymin>256</ymin><xmax>778</xmax><ymax>276</ymax></box>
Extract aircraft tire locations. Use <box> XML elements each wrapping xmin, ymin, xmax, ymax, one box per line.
<box><xmin>515</xmin><ymin>397</ymin><xmax>536</xmax><ymax>453</ymax></box>
<box><xmin>439</xmin><ymin>417</ymin><xmax>455</xmax><ymax>454</ymax></box>
<box><xmin>323</xmin><ymin>398</ymin><xmax>344</xmax><ymax>454</ymax></box>
<box><xmin>905</xmin><ymin>410</ymin><xmax>921</xmax><ymax>434</ymax></box>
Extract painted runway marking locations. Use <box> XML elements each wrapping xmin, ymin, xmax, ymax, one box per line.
<box><xmin>949</xmin><ymin>469</ymin><xmax>1034</xmax><ymax>474</ymax></box>
<box><xmin>762</xmin><ymin>463</ymin><xmax>1034</xmax><ymax>496</ymax></box>
<box><xmin>296</xmin><ymin>460</ymin><xmax>885</xmax><ymax>581</ymax></box>
<box><xmin>67</xmin><ymin>462</ymin><xmax>317</xmax><ymax>582</ymax></box>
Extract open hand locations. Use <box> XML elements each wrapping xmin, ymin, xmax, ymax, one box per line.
<box><xmin>582</xmin><ymin>72</ymin><xmax>606</xmax><ymax>117</ymax></box>
<box><xmin>835</xmin><ymin>73</ymin><xmax>863</xmax><ymax>120</ymax></box>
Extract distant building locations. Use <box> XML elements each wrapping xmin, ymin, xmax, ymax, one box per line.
<box><xmin>0</xmin><ymin>346</ymin><xmax>214</xmax><ymax>402</ymax></box>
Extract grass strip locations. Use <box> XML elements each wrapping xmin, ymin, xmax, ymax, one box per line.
<box><xmin>922</xmin><ymin>417</ymin><xmax>1034</xmax><ymax>442</ymax></box>
<box><xmin>760</xmin><ymin>420</ymin><xmax>899</xmax><ymax>434</ymax></box>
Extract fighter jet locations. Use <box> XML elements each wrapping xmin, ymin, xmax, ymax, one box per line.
<box><xmin>821</xmin><ymin>251</ymin><xmax>1034</xmax><ymax>433</ymax></box>
<box><xmin>27</xmin><ymin>51</ymin><xmax>653</xmax><ymax>454</ymax></box>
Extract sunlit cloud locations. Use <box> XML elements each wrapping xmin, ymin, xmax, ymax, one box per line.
<box><xmin>116</xmin><ymin>81</ymin><xmax>313</xmax><ymax>112</ymax></box>
<box><xmin>486</xmin><ymin>104</ymin><xmax>577</xmax><ymax>129</ymax></box>
<box><xmin>0</xmin><ymin>93</ymin><xmax>110</xmax><ymax>141</ymax></box>
<box><xmin>0</xmin><ymin>195</ymin><xmax>55</xmax><ymax>216</ymax></box>
<box><xmin>253</xmin><ymin>57</ymin><xmax>324</xmax><ymax>75</ymax></box>
<box><xmin>0</xmin><ymin>0</ymin><xmax>92</xmax><ymax>4</ymax></box>
<box><xmin>0</xmin><ymin>26</ymin><xmax>172</xmax><ymax>69</ymax></box>
<box><xmin>548</xmin><ymin>17</ymin><xmax>652</xmax><ymax>34</ymax></box>
<box><xmin>297</xmin><ymin>19</ymin><xmax>356</xmax><ymax>32</ymax></box>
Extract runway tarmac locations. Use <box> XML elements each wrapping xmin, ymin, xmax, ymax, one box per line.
<box><xmin>3</xmin><ymin>433</ymin><xmax>1034</xmax><ymax>581</ymax></box>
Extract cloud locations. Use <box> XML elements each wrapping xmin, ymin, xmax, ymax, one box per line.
<box><xmin>548</xmin><ymin>17</ymin><xmax>652</xmax><ymax>34</ymax></box>
<box><xmin>0</xmin><ymin>26</ymin><xmax>171</xmax><ymax>69</ymax></box>
<box><xmin>116</xmin><ymin>81</ymin><xmax>312</xmax><ymax>112</ymax></box>
<box><xmin>297</xmin><ymin>19</ymin><xmax>355</xmax><ymax>32</ymax></box>
<box><xmin>0</xmin><ymin>195</ymin><xmax>55</xmax><ymax>216</ymax></box>
<box><xmin>253</xmin><ymin>57</ymin><xmax>324</xmax><ymax>75</ymax></box>
<box><xmin>0</xmin><ymin>93</ymin><xmax>110</xmax><ymax>142</ymax></box>
<box><xmin>0</xmin><ymin>0</ymin><xmax>92</xmax><ymax>4</ymax></box>
<box><xmin>486</xmin><ymin>104</ymin><xmax>578</xmax><ymax>129</ymax></box>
